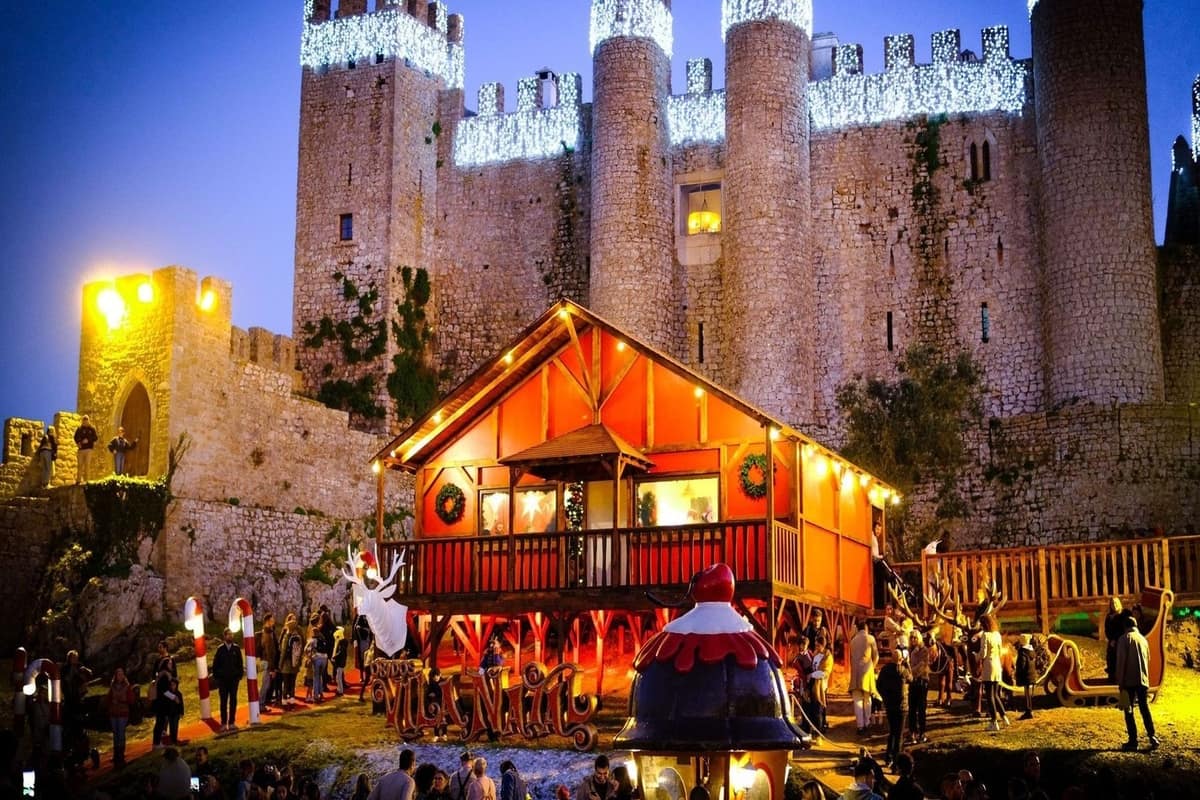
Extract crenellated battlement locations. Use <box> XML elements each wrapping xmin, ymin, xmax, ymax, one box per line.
<box><xmin>452</xmin><ymin>70</ymin><xmax>583</xmax><ymax>167</ymax></box>
<box><xmin>809</xmin><ymin>26</ymin><xmax>1030</xmax><ymax>132</ymax></box>
<box><xmin>300</xmin><ymin>0</ymin><xmax>464</xmax><ymax>89</ymax></box>
<box><xmin>668</xmin><ymin>58</ymin><xmax>725</xmax><ymax>147</ymax></box>
<box><xmin>230</xmin><ymin>326</ymin><xmax>300</xmax><ymax>381</ymax></box>
<box><xmin>82</xmin><ymin>266</ymin><xmax>233</xmax><ymax>339</ymax></box>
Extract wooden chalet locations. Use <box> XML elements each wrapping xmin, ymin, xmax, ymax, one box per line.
<box><xmin>372</xmin><ymin>301</ymin><xmax>896</xmax><ymax>673</ymax></box>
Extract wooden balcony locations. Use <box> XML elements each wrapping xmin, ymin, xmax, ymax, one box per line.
<box><xmin>377</xmin><ymin>519</ymin><xmax>869</xmax><ymax>616</ymax></box>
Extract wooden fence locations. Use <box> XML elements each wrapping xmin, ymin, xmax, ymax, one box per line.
<box><xmin>893</xmin><ymin>535</ymin><xmax>1199</xmax><ymax>632</ymax></box>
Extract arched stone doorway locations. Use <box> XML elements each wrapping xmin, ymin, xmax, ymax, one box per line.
<box><xmin>119</xmin><ymin>382</ymin><xmax>151</xmax><ymax>476</ymax></box>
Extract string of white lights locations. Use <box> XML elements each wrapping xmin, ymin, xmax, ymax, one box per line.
<box><xmin>687</xmin><ymin>58</ymin><xmax>713</xmax><ymax>95</ymax></box>
<box><xmin>721</xmin><ymin>0</ymin><xmax>813</xmax><ymax>38</ymax></box>
<box><xmin>1027</xmin><ymin>0</ymin><xmax>1039</xmax><ymax>17</ymax></box>
<box><xmin>453</xmin><ymin>74</ymin><xmax>583</xmax><ymax>167</ymax></box>
<box><xmin>1192</xmin><ymin>75</ymin><xmax>1200</xmax><ymax>161</ymax></box>
<box><xmin>300</xmin><ymin>0</ymin><xmax>463</xmax><ymax>89</ymax></box>
<box><xmin>810</xmin><ymin>52</ymin><xmax>1029</xmax><ymax>131</ymax></box>
<box><xmin>590</xmin><ymin>0</ymin><xmax>674</xmax><ymax>57</ymax></box>
<box><xmin>669</xmin><ymin>91</ymin><xmax>727</xmax><ymax>146</ymax></box>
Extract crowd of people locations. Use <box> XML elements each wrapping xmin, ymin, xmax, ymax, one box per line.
<box><xmin>837</xmin><ymin>747</ymin><xmax>1055</xmax><ymax>800</ymax></box>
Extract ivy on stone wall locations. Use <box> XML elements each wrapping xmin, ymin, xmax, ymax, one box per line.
<box><xmin>34</xmin><ymin>434</ymin><xmax>189</xmax><ymax>658</ymax></box>
<box><xmin>303</xmin><ymin>271</ymin><xmax>388</xmax><ymax>419</ymax></box>
<box><xmin>909</xmin><ymin>114</ymin><xmax>957</xmax><ymax>348</ymax></box>
<box><xmin>836</xmin><ymin>344</ymin><xmax>983</xmax><ymax>559</ymax></box>
<box><xmin>539</xmin><ymin>142</ymin><xmax>589</xmax><ymax>301</ymax></box>
<box><xmin>387</xmin><ymin>266</ymin><xmax>447</xmax><ymax>424</ymax></box>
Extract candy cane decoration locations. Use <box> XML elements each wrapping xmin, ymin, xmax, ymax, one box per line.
<box><xmin>22</xmin><ymin>659</ymin><xmax>61</xmax><ymax>752</ymax></box>
<box><xmin>229</xmin><ymin>598</ymin><xmax>260</xmax><ymax>725</ymax></box>
<box><xmin>184</xmin><ymin>596</ymin><xmax>212</xmax><ymax>721</ymax></box>
<box><xmin>12</xmin><ymin>647</ymin><xmax>26</xmax><ymax>733</ymax></box>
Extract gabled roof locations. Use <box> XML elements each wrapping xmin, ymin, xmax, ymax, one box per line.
<box><xmin>499</xmin><ymin>423</ymin><xmax>654</xmax><ymax>483</ymax></box>
<box><xmin>373</xmin><ymin>300</ymin><xmax>892</xmax><ymax>494</ymax></box>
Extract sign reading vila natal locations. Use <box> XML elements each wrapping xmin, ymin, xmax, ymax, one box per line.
<box><xmin>370</xmin><ymin>659</ymin><xmax>600</xmax><ymax>751</ymax></box>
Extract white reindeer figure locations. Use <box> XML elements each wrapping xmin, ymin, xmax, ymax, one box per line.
<box><xmin>343</xmin><ymin>544</ymin><xmax>410</xmax><ymax>658</ymax></box>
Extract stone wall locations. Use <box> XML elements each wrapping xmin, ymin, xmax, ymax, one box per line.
<box><xmin>158</xmin><ymin>497</ymin><xmax>394</xmax><ymax>621</ymax></box>
<box><xmin>436</xmin><ymin>140</ymin><xmax>591</xmax><ymax>382</ymax></box>
<box><xmin>0</xmin><ymin>494</ymin><xmax>71</xmax><ymax>652</ymax></box>
<box><xmin>0</xmin><ymin>485</ymin><xmax>409</xmax><ymax>660</ymax></box>
<box><xmin>908</xmin><ymin>402</ymin><xmax>1200</xmax><ymax>551</ymax></box>
<box><xmin>1160</xmin><ymin>245</ymin><xmax>1200</xmax><ymax>402</ymax></box>
<box><xmin>808</xmin><ymin>111</ymin><xmax>1045</xmax><ymax>438</ymax></box>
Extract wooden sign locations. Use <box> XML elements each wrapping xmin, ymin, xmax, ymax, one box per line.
<box><xmin>370</xmin><ymin>659</ymin><xmax>600</xmax><ymax>751</ymax></box>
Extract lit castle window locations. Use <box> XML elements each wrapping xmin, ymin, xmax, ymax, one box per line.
<box><xmin>684</xmin><ymin>185</ymin><xmax>723</xmax><ymax>235</ymax></box>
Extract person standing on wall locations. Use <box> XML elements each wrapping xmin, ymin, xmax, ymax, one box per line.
<box><xmin>107</xmin><ymin>426</ymin><xmax>138</xmax><ymax>475</ymax></box>
<box><xmin>36</xmin><ymin>424</ymin><xmax>57</xmax><ymax>488</ymax></box>
<box><xmin>73</xmin><ymin>415</ymin><xmax>97</xmax><ymax>484</ymax></box>
<box><xmin>212</xmin><ymin>628</ymin><xmax>244</xmax><ymax>732</ymax></box>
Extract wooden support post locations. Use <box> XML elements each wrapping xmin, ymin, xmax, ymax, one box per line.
<box><xmin>507</xmin><ymin>468</ymin><xmax>518</xmax><ymax>591</ymax></box>
<box><xmin>765</xmin><ymin>427</ymin><xmax>776</xmax><ymax>586</ymax></box>
<box><xmin>1160</xmin><ymin>537</ymin><xmax>1172</xmax><ymax>590</ymax></box>
<box><xmin>1036</xmin><ymin>548</ymin><xmax>1050</xmax><ymax>635</ymax></box>
<box><xmin>375</xmin><ymin>465</ymin><xmax>385</xmax><ymax>540</ymax></box>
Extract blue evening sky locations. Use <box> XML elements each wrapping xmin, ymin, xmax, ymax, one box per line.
<box><xmin>1</xmin><ymin>1</ymin><xmax>1197</xmax><ymax>422</ymax></box>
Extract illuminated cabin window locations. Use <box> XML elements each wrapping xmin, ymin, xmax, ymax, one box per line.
<box><xmin>635</xmin><ymin>476</ymin><xmax>719</xmax><ymax>527</ymax></box>
<box><xmin>682</xmin><ymin>183</ymin><xmax>722</xmax><ymax>236</ymax></box>
<box><xmin>479</xmin><ymin>487</ymin><xmax>557</xmax><ymax>535</ymax></box>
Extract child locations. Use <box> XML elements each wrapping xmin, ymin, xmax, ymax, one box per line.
<box><xmin>808</xmin><ymin>637</ymin><xmax>831</xmax><ymax>732</ymax></box>
<box><xmin>300</xmin><ymin>635</ymin><xmax>317</xmax><ymax>703</ymax></box>
<box><xmin>1015</xmin><ymin>633</ymin><xmax>1037</xmax><ymax>720</ymax></box>
<box><xmin>162</xmin><ymin>677</ymin><xmax>185</xmax><ymax>745</ymax></box>
<box><xmin>332</xmin><ymin>628</ymin><xmax>348</xmax><ymax>697</ymax></box>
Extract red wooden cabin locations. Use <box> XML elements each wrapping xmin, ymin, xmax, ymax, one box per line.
<box><xmin>372</xmin><ymin>301</ymin><xmax>895</xmax><ymax>677</ymax></box>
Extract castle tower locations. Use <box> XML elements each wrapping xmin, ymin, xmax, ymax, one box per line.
<box><xmin>721</xmin><ymin>1</ymin><xmax>815</xmax><ymax>425</ymax></box>
<box><xmin>1031</xmin><ymin>0</ymin><xmax>1163</xmax><ymax>405</ymax></box>
<box><xmin>294</xmin><ymin>1</ymin><xmax>462</xmax><ymax>431</ymax></box>
<box><xmin>588</xmin><ymin>0</ymin><xmax>677</xmax><ymax>351</ymax></box>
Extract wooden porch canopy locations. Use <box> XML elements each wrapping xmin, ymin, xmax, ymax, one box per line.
<box><xmin>498</xmin><ymin>423</ymin><xmax>654</xmax><ymax>483</ymax></box>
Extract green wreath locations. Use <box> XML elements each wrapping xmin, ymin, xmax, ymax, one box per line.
<box><xmin>435</xmin><ymin>483</ymin><xmax>466</xmax><ymax>525</ymax></box>
<box><xmin>739</xmin><ymin>453</ymin><xmax>770</xmax><ymax>499</ymax></box>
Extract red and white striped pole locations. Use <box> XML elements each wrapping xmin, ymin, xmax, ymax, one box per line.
<box><xmin>229</xmin><ymin>598</ymin><xmax>260</xmax><ymax>725</ymax></box>
<box><xmin>22</xmin><ymin>659</ymin><xmax>61</xmax><ymax>752</ymax></box>
<box><xmin>12</xmin><ymin>647</ymin><xmax>27</xmax><ymax>733</ymax></box>
<box><xmin>184</xmin><ymin>596</ymin><xmax>212</xmax><ymax>721</ymax></box>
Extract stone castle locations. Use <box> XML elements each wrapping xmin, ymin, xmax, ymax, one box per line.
<box><xmin>292</xmin><ymin>0</ymin><xmax>1200</xmax><ymax>547</ymax></box>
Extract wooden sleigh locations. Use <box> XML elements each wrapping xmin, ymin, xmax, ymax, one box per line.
<box><xmin>1034</xmin><ymin>586</ymin><xmax>1174</xmax><ymax>708</ymax></box>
